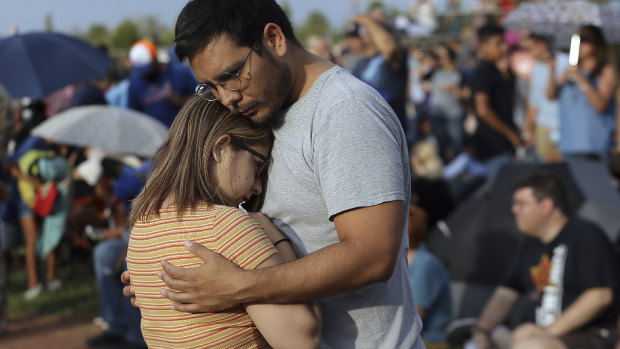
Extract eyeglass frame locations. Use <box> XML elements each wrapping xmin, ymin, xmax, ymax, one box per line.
<box><xmin>229</xmin><ymin>138</ymin><xmax>272</xmax><ymax>179</ymax></box>
<box><xmin>194</xmin><ymin>42</ymin><xmax>257</xmax><ymax>102</ymax></box>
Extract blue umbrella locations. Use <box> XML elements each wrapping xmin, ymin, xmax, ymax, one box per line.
<box><xmin>0</xmin><ymin>32</ymin><xmax>114</xmax><ymax>98</ymax></box>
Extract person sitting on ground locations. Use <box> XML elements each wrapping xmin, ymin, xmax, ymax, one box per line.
<box><xmin>407</xmin><ymin>203</ymin><xmax>452</xmax><ymax>349</ymax></box>
<box><xmin>470</xmin><ymin>172</ymin><xmax>620</xmax><ymax>349</ymax></box>
<box><xmin>126</xmin><ymin>97</ymin><xmax>321</xmax><ymax>349</ymax></box>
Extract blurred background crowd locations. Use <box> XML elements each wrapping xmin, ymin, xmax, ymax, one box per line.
<box><xmin>0</xmin><ymin>0</ymin><xmax>619</xmax><ymax>348</ymax></box>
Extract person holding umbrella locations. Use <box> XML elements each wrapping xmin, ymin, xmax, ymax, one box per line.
<box><xmin>546</xmin><ymin>25</ymin><xmax>618</xmax><ymax>162</ymax></box>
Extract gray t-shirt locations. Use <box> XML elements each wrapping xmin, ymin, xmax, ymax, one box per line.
<box><xmin>429</xmin><ymin>68</ymin><xmax>464</xmax><ymax>119</ymax></box>
<box><xmin>262</xmin><ymin>66</ymin><xmax>423</xmax><ymax>349</ymax></box>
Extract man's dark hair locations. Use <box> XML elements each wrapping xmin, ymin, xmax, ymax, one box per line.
<box><xmin>477</xmin><ymin>24</ymin><xmax>505</xmax><ymax>44</ymax></box>
<box><xmin>174</xmin><ymin>0</ymin><xmax>301</xmax><ymax>62</ymax></box>
<box><xmin>514</xmin><ymin>172</ymin><xmax>570</xmax><ymax>215</ymax></box>
<box><xmin>439</xmin><ymin>44</ymin><xmax>456</xmax><ymax>62</ymax></box>
<box><xmin>528</xmin><ymin>33</ymin><xmax>549</xmax><ymax>45</ymax></box>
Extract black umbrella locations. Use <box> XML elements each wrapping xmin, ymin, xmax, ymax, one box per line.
<box><xmin>0</xmin><ymin>32</ymin><xmax>114</xmax><ymax>98</ymax></box>
<box><xmin>426</xmin><ymin>159</ymin><xmax>620</xmax><ymax>286</ymax></box>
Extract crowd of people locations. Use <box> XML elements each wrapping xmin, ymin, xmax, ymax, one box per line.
<box><xmin>0</xmin><ymin>0</ymin><xmax>619</xmax><ymax>349</ymax></box>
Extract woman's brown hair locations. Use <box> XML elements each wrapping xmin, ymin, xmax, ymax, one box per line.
<box><xmin>130</xmin><ymin>96</ymin><xmax>273</xmax><ymax>226</ymax></box>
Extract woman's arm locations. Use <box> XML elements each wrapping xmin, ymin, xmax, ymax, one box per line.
<box><xmin>575</xmin><ymin>64</ymin><xmax>618</xmax><ymax>113</ymax></box>
<box><xmin>248</xmin><ymin>212</ymin><xmax>297</xmax><ymax>262</ymax></box>
<box><xmin>245</xmin><ymin>212</ymin><xmax>322</xmax><ymax>348</ymax></box>
<box><xmin>242</xmin><ymin>227</ymin><xmax>322</xmax><ymax>349</ymax></box>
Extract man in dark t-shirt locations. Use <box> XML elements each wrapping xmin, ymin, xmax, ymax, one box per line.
<box><xmin>472</xmin><ymin>172</ymin><xmax>620</xmax><ymax>349</ymax></box>
<box><xmin>470</xmin><ymin>24</ymin><xmax>520</xmax><ymax>179</ymax></box>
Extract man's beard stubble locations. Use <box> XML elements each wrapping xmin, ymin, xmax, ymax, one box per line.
<box><xmin>251</xmin><ymin>48</ymin><xmax>292</xmax><ymax>129</ymax></box>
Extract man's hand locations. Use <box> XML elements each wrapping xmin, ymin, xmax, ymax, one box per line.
<box><xmin>159</xmin><ymin>240</ymin><xmax>248</xmax><ymax>313</ymax></box>
<box><xmin>120</xmin><ymin>271</ymin><xmax>138</xmax><ymax>307</ymax></box>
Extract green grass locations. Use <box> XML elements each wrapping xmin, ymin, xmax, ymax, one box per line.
<box><xmin>7</xmin><ymin>258</ymin><xmax>99</xmax><ymax>321</ymax></box>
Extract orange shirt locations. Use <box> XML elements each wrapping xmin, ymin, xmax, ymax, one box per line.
<box><xmin>127</xmin><ymin>204</ymin><xmax>278</xmax><ymax>349</ymax></box>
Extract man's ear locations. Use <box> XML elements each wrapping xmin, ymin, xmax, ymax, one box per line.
<box><xmin>541</xmin><ymin>197</ymin><xmax>555</xmax><ymax>215</ymax></box>
<box><xmin>212</xmin><ymin>134</ymin><xmax>231</xmax><ymax>163</ymax></box>
<box><xmin>262</xmin><ymin>23</ymin><xmax>288</xmax><ymax>58</ymax></box>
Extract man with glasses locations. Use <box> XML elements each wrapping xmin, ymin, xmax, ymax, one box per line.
<box><xmin>470</xmin><ymin>172</ymin><xmax>619</xmax><ymax>349</ymax></box>
<box><xmin>123</xmin><ymin>0</ymin><xmax>423</xmax><ymax>347</ymax></box>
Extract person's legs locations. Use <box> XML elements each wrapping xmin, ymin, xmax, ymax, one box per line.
<box><xmin>88</xmin><ymin>238</ymin><xmax>144</xmax><ymax>347</ymax></box>
<box><xmin>483</xmin><ymin>152</ymin><xmax>513</xmax><ymax>182</ymax></box>
<box><xmin>120</xmin><ymin>263</ymin><xmax>145</xmax><ymax>346</ymax></box>
<box><xmin>93</xmin><ymin>238</ymin><xmax>126</xmax><ymax>336</ymax></box>
<box><xmin>20</xmin><ymin>207</ymin><xmax>39</xmax><ymax>294</ymax></box>
<box><xmin>445</xmin><ymin>116</ymin><xmax>464</xmax><ymax>160</ymax></box>
<box><xmin>429</xmin><ymin>112</ymin><xmax>449</xmax><ymax>160</ymax></box>
<box><xmin>512</xmin><ymin>336</ymin><xmax>567</xmax><ymax>349</ymax></box>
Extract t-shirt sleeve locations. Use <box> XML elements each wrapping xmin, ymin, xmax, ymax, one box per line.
<box><xmin>314</xmin><ymin>96</ymin><xmax>407</xmax><ymax>219</ymax></box>
<box><xmin>210</xmin><ymin>207</ymin><xmax>278</xmax><ymax>270</ymax></box>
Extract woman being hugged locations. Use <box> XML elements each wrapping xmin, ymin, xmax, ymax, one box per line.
<box><xmin>127</xmin><ymin>96</ymin><xmax>321</xmax><ymax>349</ymax></box>
<box><xmin>547</xmin><ymin>25</ymin><xmax>618</xmax><ymax>161</ymax></box>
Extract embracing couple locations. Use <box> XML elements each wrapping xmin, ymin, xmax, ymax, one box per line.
<box><xmin>122</xmin><ymin>0</ymin><xmax>424</xmax><ymax>348</ymax></box>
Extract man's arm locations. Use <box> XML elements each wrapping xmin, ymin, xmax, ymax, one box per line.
<box><xmin>158</xmin><ymin>200</ymin><xmax>404</xmax><ymax>312</ymax></box>
<box><xmin>474</xmin><ymin>92</ymin><xmax>521</xmax><ymax>148</ymax></box>
<box><xmin>473</xmin><ymin>286</ymin><xmax>519</xmax><ymax>349</ymax></box>
<box><xmin>546</xmin><ymin>287</ymin><xmax>613</xmax><ymax>336</ymax></box>
<box><xmin>523</xmin><ymin>105</ymin><xmax>538</xmax><ymax>149</ymax></box>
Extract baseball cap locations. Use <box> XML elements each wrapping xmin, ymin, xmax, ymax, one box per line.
<box><xmin>129</xmin><ymin>40</ymin><xmax>158</xmax><ymax>74</ymax></box>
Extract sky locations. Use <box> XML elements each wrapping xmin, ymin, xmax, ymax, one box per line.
<box><xmin>1</xmin><ymin>0</ymin><xmax>414</xmax><ymax>37</ymax></box>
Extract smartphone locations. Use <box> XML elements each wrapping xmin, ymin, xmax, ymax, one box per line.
<box><xmin>569</xmin><ymin>34</ymin><xmax>580</xmax><ymax>66</ymax></box>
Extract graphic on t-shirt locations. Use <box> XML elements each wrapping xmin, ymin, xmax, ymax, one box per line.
<box><xmin>530</xmin><ymin>254</ymin><xmax>553</xmax><ymax>294</ymax></box>
<box><xmin>535</xmin><ymin>244</ymin><xmax>568</xmax><ymax>327</ymax></box>
<box><xmin>144</xmin><ymin>81</ymin><xmax>172</xmax><ymax>106</ymax></box>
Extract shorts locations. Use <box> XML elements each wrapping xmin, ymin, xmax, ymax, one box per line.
<box><xmin>18</xmin><ymin>198</ymin><xmax>34</xmax><ymax>219</ymax></box>
<box><xmin>560</xmin><ymin>327</ymin><xmax>618</xmax><ymax>349</ymax></box>
<box><xmin>534</xmin><ymin>125</ymin><xmax>560</xmax><ymax>161</ymax></box>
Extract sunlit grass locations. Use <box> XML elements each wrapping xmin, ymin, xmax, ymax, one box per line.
<box><xmin>7</xmin><ymin>250</ymin><xmax>99</xmax><ymax>321</ymax></box>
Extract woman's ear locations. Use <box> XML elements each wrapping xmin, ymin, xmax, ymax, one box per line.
<box><xmin>212</xmin><ymin>134</ymin><xmax>231</xmax><ymax>163</ymax></box>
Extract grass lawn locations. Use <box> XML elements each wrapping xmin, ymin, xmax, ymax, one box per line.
<box><xmin>6</xmin><ymin>248</ymin><xmax>100</xmax><ymax>321</ymax></box>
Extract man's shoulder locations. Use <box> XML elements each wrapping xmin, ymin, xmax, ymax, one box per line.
<box><xmin>472</xmin><ymin>60</ymin><xmax>497</xmax><ymax>76</ymax></box>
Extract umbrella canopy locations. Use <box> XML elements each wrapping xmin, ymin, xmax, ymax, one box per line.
<box><xmin>31</xmin><ymin>105</ymin><xmax>169</xmax><ymax>158</ymax></box>
<box><xmin>426</xmin><ymin>160</ymin><xmax>620</xmax><ymax>285</ymax></box>
<box><xmin>503</xmin><ymin>0</ymin><xmax>620</xmax><ymax>44</ymax></box>
<box><xmin>0</xmin><ymin>32</ymin><xmax>114</xmax><ymax>98</ymax></box>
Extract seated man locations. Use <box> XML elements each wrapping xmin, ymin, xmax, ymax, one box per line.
<box><xmin>471</xmin><ymin>172</ymin><xmax>620</xmax><ymax>349</ymax></box>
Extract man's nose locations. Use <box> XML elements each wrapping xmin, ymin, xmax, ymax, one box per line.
<box><xmin>217</xmin><ymin>86</ymin><xmax>242</xmax><ymax>108</ymax></box>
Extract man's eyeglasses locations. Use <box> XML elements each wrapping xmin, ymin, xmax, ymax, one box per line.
<box><xmin>195</xmin><ymin>43</ymin><xmax>256</xmax><ymax>102</ymax></box>
<box><xmin>230</xmin><ymin>138</ymin><xmax>271</xmax><ymax>179</ymax></box>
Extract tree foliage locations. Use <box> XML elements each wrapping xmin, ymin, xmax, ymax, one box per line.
<box><xmin>295</xmin><ymin>11</ymin><xmax>332</xmax><ymax>44</ymax></box>
<box><xmin>110</xmin><ymin>19</ymin><xmax>140</xmax><ymax>51</ymax></box>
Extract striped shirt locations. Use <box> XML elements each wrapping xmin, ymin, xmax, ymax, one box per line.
<box><xmin>127</xmin><ymin>204</ymin><xmax>278</xmax><ymax>349</ymax></box>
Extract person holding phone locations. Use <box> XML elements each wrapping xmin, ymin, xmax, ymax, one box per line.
<box><xmin>546</xmin><ymin>25</ymin><xmax>618</xmax><ymax>162</ymax></box>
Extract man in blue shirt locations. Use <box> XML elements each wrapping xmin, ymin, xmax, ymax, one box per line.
<box><xmin>127</xmin><ymin>40</ymin><xmax>196</xmax><ymax>128</ymax></box>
